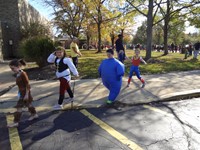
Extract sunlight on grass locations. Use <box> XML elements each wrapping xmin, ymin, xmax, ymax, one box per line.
<box><xmin>77</xmin><ymin>49</ymin><xmax>200</xmax><ymax>78</ymax></box>
<box><xmin>29</xmin><ymin>49</ymin><xmax>200</xmax><ymax>79</ymax></box>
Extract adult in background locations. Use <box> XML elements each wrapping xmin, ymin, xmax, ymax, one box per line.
<box><xmin>70</xmin><ymin>38</ymin><xmax>82</xmax><ymax>68</ymax></box>
<box><xmin>193</xmin><ymin>41</ymin><xmax>200</xmax><ymax>59</ymax></box>
<box><xmin>98</xmin><ymin>49</ymin><xmax>125</xmax><ymax>108</ymax></box>
<box><xmin>115</xmin><ymin>34</ymin><xmax>126</xmax><ymax>63</ymax></box>
<box><xmin>188</xmin><ymin>43</ymin><xmax>193</xmax><ymax>56</ymax></box>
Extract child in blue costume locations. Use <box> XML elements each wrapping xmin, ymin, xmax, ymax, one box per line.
<box><xmin>98</xmin><ymin>49</ymin><xmax>125</xmax><ymax>105</ymax></box>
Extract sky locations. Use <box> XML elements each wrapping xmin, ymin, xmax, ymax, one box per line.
<box><xmin>29</xmin><ymin>0</ymin><xmax>54</xmax><ymax>20</ymax></box>
<box><xmin>29</xmin><ymin>0</ymin><xmax>198</xmax><ymax>34</ymax></box>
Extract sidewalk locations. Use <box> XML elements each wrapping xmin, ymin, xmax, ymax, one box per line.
<box><xmin>0</xmin><ymin>63</ymin><xmax>15</xmax><ymax>96</ymax></box>
<box><xmin>1</xmin><ymin>62</ymin><xmax>200</xmax><ymax>113</ymax></box>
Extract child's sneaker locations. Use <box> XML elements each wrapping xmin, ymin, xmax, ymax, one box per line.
<box><xmin>53</xmin><ymin>104</ymin><xmax>63</xmax><ymax>110</ymax></box>
<box><xmin>7</xmin><ymin>122</ymin><xmax>19</xmax><ymax>128</ymax></box>
<box><xmin>141</xmin><ymin>82</ymin><xmax>146</xmax><ymax>88</ymax></box>
<box><xmin>64</xmin><ymin>97</ymin><xmax>73</xmax><ymax>104</ymax></box>
<box><xmin>106</xmin><ymin>100</ymin><xmax>113</xmax><ymax>104</ymax></box>
<box><xmin>28</xmin><ymin>114</ymin><xmax>39</xmax><ymax>121</ymax></box>
<box><xmin>127</xmin><ymin>83</ymin><xmax>130</xmax><ymax>87</ymax></box>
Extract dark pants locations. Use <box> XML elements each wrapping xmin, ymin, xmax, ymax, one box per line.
<box><xmin>72</xmin><ymin>57</ymin><xmax>78</xmax><ymax>68</ymax></box>
<box><xmin>117</xmin><ymin>51</ymin><xmax>125</xmax><ymax>63</ymax></box>
<box><xmin>58</xmin><ymin>77</ymin><xmax>73</xmax><ymax>105</ymax></box>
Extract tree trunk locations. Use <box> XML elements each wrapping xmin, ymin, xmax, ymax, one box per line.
<box><xmin>110</xmin><ymin>31</ymin><xmax>115</xmax><ymax>49</ymax></box>
<box><xmin>121</xmin><ymin>29</ymin><xmax>124</xmax><ymax>37</ymax></box>
<box><xmin>163</xmin><ymin>0</ymin><xmax>170</xmax><ymax>55</ymax></box>
<box><xmin>97</xmin><ymin>22</ymin><xmax>102</xmax><ymax>53</ymax></box>
<box><xmin>86</xmin><ymin>33</ymin><xmax>90</xmax><ymax>50</ymax></box>
<box><xmin>163</xmin><ymin>22</ymin><xmax>169</xmax><ymax>55</ymax></box>
<box><xmin>145</xmin><ymin>0</ymin><xmax>153</xmax><ymax>60</ymax></box>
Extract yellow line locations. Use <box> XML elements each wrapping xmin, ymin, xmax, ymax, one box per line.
<box><xmin>6</xmin><ymin>115</ymin><xmax>23</xmax><ymax>150</ymax></box>
<box><xmin>0</xmin><ymin>104</ymin><xmax>103</xmax><ymax>113</ymax></box>
<box><xmin>80</xmin><ymin>109</ymin><xmax>143</xmax><ymax>150</ymax></box>
<box><xmin>143</xmin><ymin>105</ymin><xmax>173</xmax><ymax>118</ymax></box>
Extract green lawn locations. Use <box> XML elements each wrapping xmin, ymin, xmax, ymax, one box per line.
<box><xmin>67</xmin><ymin>49</ymin><xmax>200</xmax><ymax>79</ymax></box>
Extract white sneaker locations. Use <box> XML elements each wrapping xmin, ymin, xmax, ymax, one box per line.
<box><xmin>28</xmin><ymin>114</ymin><xmax>39</xmax><ymax>121</ymax></box>
<box><xmin>53</xmin><ymin>104</ymin><xmax>63</xmax><ymax>110</ymax></box>
<box><xmin>7</xmin><ymin>122</ymin><xmax>19</xmax><ymax>128</ymax></box>
<box><xmin>64</xmin><ymin>97</ymin><xmax>73</xmax><ymax>104</ymax></box>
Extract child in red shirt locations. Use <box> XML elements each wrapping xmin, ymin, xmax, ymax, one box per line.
<box><xmin>127</xmin><ymin>49</ymin><xmax>147</xmax><ymax>88</ymax></box>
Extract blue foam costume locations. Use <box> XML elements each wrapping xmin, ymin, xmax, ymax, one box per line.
<box><xmin>98</xmin><ymin>58</ymin><xmax>125</xmax><ymax>102</ymax></box>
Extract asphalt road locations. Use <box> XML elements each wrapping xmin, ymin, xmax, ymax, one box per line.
<box><xmin>1</xmin><ymin>98</ymin><xmax>200</xmax><ymax>150</ymax></box>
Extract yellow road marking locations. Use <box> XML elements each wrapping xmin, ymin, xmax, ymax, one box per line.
<box><xmin>80</xmin><ymin>109</ymin><xmax>143</xmax><ymax>150</ymax></box>
<box><xmin>0</xmin><ymin>103</ymin><xmax>103</xmax><ymax>113</ymax></box>
<box><xmin>6</xmin><ymin>115</ymin><xmax>23</xmax><ymax>150</ymax></box>
<box><xmin>143</xmin><ymin>105</ymin><xmax>173</xmax><ymax>117</ymax></box>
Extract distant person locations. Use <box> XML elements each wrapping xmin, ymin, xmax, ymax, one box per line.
<box><xmin>193</xmin><ymin>41</ymin><xmax>200</xmax><ymax>59</ymax></box>
<box><xmin>47</xmin><ymin>46</ymin><xmax>79</xmax><ymax>110</ymax></box>
<box><xmin>98</xmin><ymin>49</ymin><xmax>125</xmax><ymax>107</ymax></box>
<box><xmin>7</xmin><ymin>59</ymin><xmax>38</xmax><ymax>128</ymax></box>
<box><xmin>171</xmin><ymin>43</ymin><xmax>175</xmax><ymax>53</ymax></box>
<box><xmin>115</xmin><ymin>34</ymin><xmax>126</xmax><ymax>63</ymax></box>
<box><xmin>127</xmin><ymin>49</ymin><xmax>147</xmax><ymax>88</ymax></box>
<box><xmin>70</xmin><ymin>38</ymin><xmax>82</xmax><ymax>67</ymax></box>
<box><xmin>188</xmin><ymin>43</ymin><xmax>193</xmax><ymax>56</ymax></box>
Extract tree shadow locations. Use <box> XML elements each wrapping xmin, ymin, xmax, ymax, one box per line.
<box><xmin>31</xmin><ymin>110</ymin><xmax>94</xmax><ymax>141</ymax></box>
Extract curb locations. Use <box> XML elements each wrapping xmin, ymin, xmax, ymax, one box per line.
<box><xmin>0</xmin><ymin>84</ymin><xmax>15</xmax><ymax>97</ymax></box>
<box><xmin>117</xmin><ymin>90</ymin><xmax>200</xmax><ymax>106</ymax></box>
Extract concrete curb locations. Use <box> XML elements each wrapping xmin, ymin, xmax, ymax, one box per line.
<box><xmin>117</xmin><ymin>89</ymin><xmax>200</xmax><ymax>106</ymax></box>
<box><xmin>2</xmin><ymin>91</ymin><xmax>200</xmax><ymax>114</ymax></box>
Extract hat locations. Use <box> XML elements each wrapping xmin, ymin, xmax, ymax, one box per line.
<box><xmin>106</xmin><ymin>49</ymin><xmax>114</xmax><ymax>55</ymax></box>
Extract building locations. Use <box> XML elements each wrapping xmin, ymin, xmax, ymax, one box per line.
<box><xmin>0</xmin><ymin>0</ymin><xmax>50</xmax><ymax>60</ymax></box>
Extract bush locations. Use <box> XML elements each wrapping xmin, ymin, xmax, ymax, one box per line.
<box><xmin>20</xmin><ymin>37</ymin><xmax>54</xmax><ymax>67</ymax></box>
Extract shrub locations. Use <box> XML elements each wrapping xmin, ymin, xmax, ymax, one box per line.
<box><xmin>20</xmin><ymin>37</ymin><xmax>54</xmax><ymax>67</ymax></box>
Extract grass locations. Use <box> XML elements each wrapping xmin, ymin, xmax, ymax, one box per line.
<box><xmin>74</xmin><ymin>49</ymin><xmax>200</xmax><ymax>79</ymax></box>
<box><xmin>26</xmin><ymin>49</ymin><xmax>200</xmax><ymax>79</ymax></box>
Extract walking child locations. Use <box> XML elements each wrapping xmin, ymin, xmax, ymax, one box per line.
<box><xmin>7</xmin><ymin>59</ymin><xmax>38</xmax><ymax>128</ymax></box>
<box><xmin>98</xmin><ymin>49</ymin><xmax>125</xmax><ymax>106</ymax></box>
<box><xmin>127</xmin><ymin>48</ymin><xmax>147</xmax><ymax>88</ymax></box>
<box><xmin>47</xmin><ymin>46</ymin><xmax>79</xmax><ymax>110</ymax></box>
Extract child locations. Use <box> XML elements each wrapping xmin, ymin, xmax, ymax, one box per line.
<box><xmin>127</xmin><ymin>48</ymin><xmax>147</xmax><ymax>88</ymax></box>
<box><xmin>98</xmin><ymin>49</ymin><xmax>125</xmax><ymax>106</ymax></box>
<box><xmin>47</xmin><ymin>46</ymin><xmax>79</xmax><ymax>110</ymax></box>
<box><xmin>7</xmin><ymin>59</ymin><xmax>38</xmax><ymax>128</ymax></box>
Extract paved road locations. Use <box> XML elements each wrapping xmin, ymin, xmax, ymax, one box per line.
<box><xmin>1</xmin><ymin>98</ymin><xmax>200</xmax><ymax>150</ymax></box>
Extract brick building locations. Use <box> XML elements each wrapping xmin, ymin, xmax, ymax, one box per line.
<box><xmin>0</xmin><ymin>0</ymin><xmax>50</xmax><ymax>60</ymax></box>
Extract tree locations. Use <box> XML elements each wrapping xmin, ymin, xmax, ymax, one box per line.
<box><xmin>125</xmin><ymin>0</ymin><xmax>160</xmax><ymax>60</ymax></box>
<box><xmin>80</xmin><ymin>0</ymin><xmax>114</xmax><ymax>52</ymax></box>
<box><xmin>188</xmin><ymin>6</ymin><xmax>200</xmax><ymax>28</ymax></box>
<box><xmin>155</xmin><ymin>0</ymin><xmax>200</xmax><ymax>55</ymax></box>
<box><xmin>152</xmin><ymin>23</ymin><xmax>163</xmax><ymax>45</ymax></box>
<box><xmin>44</xmin><ymin>0</ymin><xmax>86</xmax><ymax>39</ymax></box>
<box><xmin>126</xmin><ymin>0</ymin><xmax>200</xmax><ymax>59</ymax></box>
<box><xmin>168</xmin><ymin>14</ymin><xmax>185</xmax><ymax>45</ymax></box>
<box><xmin>21</xmin><ymin>21</ymin><xmax>51</xmax><ymax>39</ymax></box>
<box><xmin>81</xmin><ymin>17</ymin><xmax>97</xmax><ymax>50</ymax></box>
<box><xmin>133</xmin><ymin>21</ymin><xmax>147</xmax><ymax>45</ymax></box>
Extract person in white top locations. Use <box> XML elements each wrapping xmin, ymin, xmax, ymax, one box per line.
<box><xmin>47</xmin><ymin>46</ymin><xmax>79</xmax><ymax>110</ymax></box>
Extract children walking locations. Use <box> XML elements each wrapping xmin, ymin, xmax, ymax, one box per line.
<box><xmin>127</xmin><ymin>49</ymin><xmax>147</xmax><ymax>88</ymax></box>
<box><xmin>47</xmin><ymin>46</ymin><xmax>79</xmax><ymax>110</ymax></box>
<box><xmin>7</xmin><ymin>59</ymin><xmax>38</xmax><ymax>128</ymax></box>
